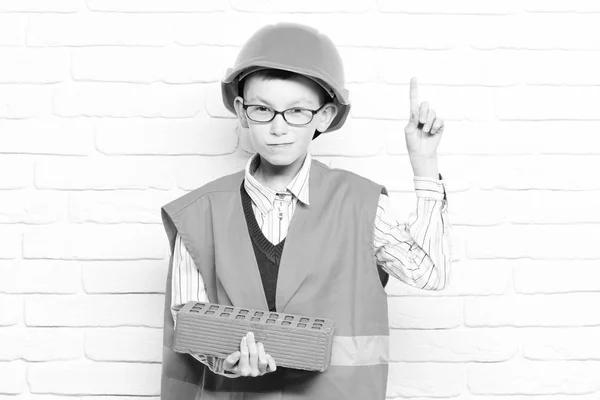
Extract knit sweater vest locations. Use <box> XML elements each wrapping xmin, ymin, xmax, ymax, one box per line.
<box><xmin>160</xmin><ymin>159</ymin><xmax>391</xmax><ymax>400</ymax></box>
<box><xmin>240</xmin><ymin>183</ymin><xmax>283</xmax><ymax>312</ymax></box>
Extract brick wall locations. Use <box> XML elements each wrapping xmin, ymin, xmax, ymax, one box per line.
<box><xmin>1</xmin><ymin>1</ymin><xmax>600</xmax><ymax>398</ymax></box>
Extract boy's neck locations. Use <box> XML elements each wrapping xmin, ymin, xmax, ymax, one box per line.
<box><xmin>254</xmin><ymin>153</ymin><xmax>307</xmax><ymax>192</ymax></box>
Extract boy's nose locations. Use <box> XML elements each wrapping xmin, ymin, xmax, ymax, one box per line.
<box><xmin>270</xmin><ymin>113</ymin><xmax>289</xmax><ymax>136</ymax></box>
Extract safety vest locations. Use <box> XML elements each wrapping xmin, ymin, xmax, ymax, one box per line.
<box><xmin>160</xmin><ymin>159</ymin><xmax>390</xmax><ymax>399</ymax></box>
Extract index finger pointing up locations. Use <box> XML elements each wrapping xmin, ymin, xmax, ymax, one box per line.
<box><xmin>409</xmin><ymin>77</ymin><xmax>419</xmax><ymax>117</ymax></box>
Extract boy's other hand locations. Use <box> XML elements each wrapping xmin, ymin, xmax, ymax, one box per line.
<box><xmin>404</xmin><ymin>77</ymin><xmax>444</xmax><ymax>162</ymax></box>
<box><xmin>222</xmin><ymin>332</ymin><xmax>277</xmax><ymax>377</ymax></box>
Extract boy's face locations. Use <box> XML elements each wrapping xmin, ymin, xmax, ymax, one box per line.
<box><xmin>233</xmin><ymin>73</ymin><xmax>338</xmax><ymax>171</ymax></box>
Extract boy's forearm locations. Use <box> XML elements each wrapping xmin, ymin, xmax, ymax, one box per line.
<box><xmin>410</xmin><ymin>155</ymin><xmax>439</xmax><ymax>180</ymax></box>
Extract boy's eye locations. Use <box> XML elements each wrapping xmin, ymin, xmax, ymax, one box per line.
<box><xmin>289</xmin><ymin>108</ymin><xmax>306</xmax><ymax>114</ymax></box>
<box><xmin>256</xmin><ymin>106</ymin><xmax>270</xmax><ymax>112</ymax></box>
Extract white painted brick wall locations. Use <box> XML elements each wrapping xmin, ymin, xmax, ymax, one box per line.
<box><xmin>0</xmin><ymin>1</ymin><xmax>599</xmax><ymax>398</ymax></box>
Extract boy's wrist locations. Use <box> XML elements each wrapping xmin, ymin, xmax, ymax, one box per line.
<box><xmin>409</xmin><ymin>155</ymin><xmax>439</xmax><ymax>180</ymax></box>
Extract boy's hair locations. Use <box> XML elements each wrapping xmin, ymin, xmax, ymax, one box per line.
<box><xmin>239</xmin><ymin>69</ymin><xmax>330</xmax><ymax>107</ymax></box>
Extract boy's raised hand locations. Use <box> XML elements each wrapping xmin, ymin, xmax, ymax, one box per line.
<box><xmin>222</xmin><ymin>332</ymin><xmax>277</xmax><ymax>377</ymax></box>
<box><xmin>404</xmin><ymin>77</ymin><xmax>444</xmax><ymax>160</ymax></box>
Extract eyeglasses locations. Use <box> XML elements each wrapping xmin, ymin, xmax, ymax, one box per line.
<box><xmin>242</xmin><ymin>103</ymin><xmax>326</xmax><ymax>126</ymax></box>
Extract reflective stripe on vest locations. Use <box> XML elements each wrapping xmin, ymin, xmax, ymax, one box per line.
<box><xmin>330</xmin><ymin>335</ymin><xmax>389</xmax><ymax>366</ymax></box>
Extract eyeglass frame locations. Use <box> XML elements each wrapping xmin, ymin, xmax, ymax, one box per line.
<box><xmin>241</xmin><ymin>102</ymin><xmax>328</xmax><ymax>126</ymax></box>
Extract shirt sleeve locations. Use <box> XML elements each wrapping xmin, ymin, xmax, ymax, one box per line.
<box><xmin>171</xmin><ymin>232</ymin><xmax>209</xmax><ymax>322</ymax></box>
<box><xmin>373</xmin><ymin>173</ymin><xmax>452</xmax><ymax>290</ymax></box>
<box><xmin>171</xmin><ymin>233</ymin><xmax>239</xmax><ymax>377</ymax></box>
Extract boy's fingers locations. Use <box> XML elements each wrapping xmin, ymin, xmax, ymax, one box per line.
<box><xmin>424</xmin><ymin>109</ymin><xmax>436</xmax><ymax>133</ymax></box>
<box><xmin>257</xmin><ymin>342</ymin><xmax>268</xmax><ymax>374</ymax></box>
<box><xmin>246</xmin><ymin>332</ymin><xmax>259</xmax><ymax>376</ymax></box>
<box><xmin>419</xmin><ymin>102</ymin><xmax>429</xmax><ymax>125</ymax></box>
<box><xmin>238</xmin><ymin>336</ymin><xmax>250</xmax><ymax>375</ymax></box>
<box><xmin>223</xmin><ymin>351</ymin><xmax>241</xmax><ymax>371</ymax></box>
<box><xmin>431</xmin><ymin>117</ymin><xmax>444</xmax><ymax>134</ymax></box>
<box><xmin>409</xmin><ymin>77</ymin><xmax>419</xmax><ymax>119</ymax></box>
<box><xmin>266</xmin><ymin>354</ymin><xmax>277</xmax><ymax>372</ymax></box>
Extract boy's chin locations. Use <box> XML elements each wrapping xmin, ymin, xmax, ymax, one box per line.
<box><xmin>258</xmin><ymin>152</ymin><xmax>302</xmax><ymax>168</ymax></box>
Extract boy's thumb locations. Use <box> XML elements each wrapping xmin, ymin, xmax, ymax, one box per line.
<box><xmin>405</xmin><ymin>120</ymin><xmax>419</xmax><ymax>135</ymax></box>
<box><xmin>224</xmin><ymin>351</ymin><xmax>241</xmax><ymax>369</ymax></box>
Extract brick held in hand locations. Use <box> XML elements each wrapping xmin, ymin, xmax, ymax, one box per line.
<box><xmin>173</xmin><ymin>301</ymin><xmax>336</xmax><ymax>372</ymax></box>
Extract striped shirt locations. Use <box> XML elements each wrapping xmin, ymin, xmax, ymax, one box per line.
<box><xmin>170</xmin><ymin>152</ymin><xmax>452</xmax><ymax>375</ymax></box>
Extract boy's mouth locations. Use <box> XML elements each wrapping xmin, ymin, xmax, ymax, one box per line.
<box><xmin>268</xmin><ymin>143</ymin><xmax>293</xmax><ymax>147</ymax></box>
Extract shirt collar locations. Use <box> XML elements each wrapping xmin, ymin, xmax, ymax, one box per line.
<box><xmin>243</xmin><ymin>152</ymin><xmax>312</xmax><ymax>214</ymax></box>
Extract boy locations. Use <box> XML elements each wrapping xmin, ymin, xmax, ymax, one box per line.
<box><xmin>160</xmin><ymin>22</ymin><xmax>451</xmax><ymax>399</ymax></box>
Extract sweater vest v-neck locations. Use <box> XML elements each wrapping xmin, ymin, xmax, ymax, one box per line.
<box><xmin>160</xmin><ymin>159</ymin><xmax>391</xmax><ymax>400</ymax></box>
<box><xmin>240</xmin><ymin>182</ymin><xmax>284</xmax><ymax>312</ymax></box>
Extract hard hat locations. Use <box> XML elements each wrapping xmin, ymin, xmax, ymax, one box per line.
<box><xmin>221</xmin><ymin>22</ymin><xmax>350</xmax><ymax>139</ymax></box>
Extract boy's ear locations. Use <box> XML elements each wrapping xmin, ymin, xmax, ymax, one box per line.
<box><xmin>233</xmin><ymin>96</ymin><xmax>249</xmax><ymax>129</ymax></box>
<box><xmin>316</xmin><ymin>102</ymin><xmax>339</xmax><ymax>133</ymax></box>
